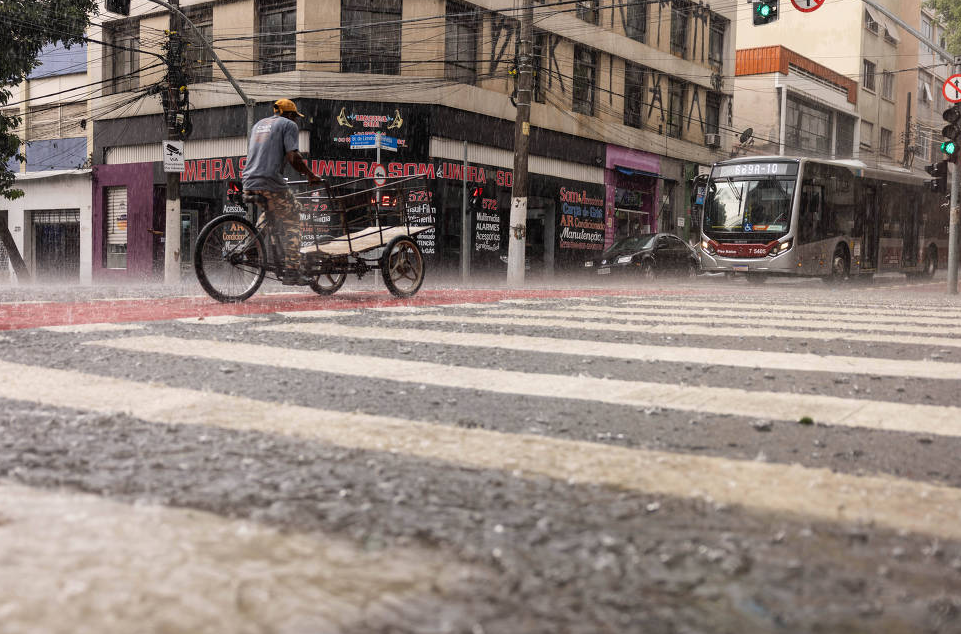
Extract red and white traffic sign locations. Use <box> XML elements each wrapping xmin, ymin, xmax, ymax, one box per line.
<box><xmin>943</xmin><ymin>75</ymin><xmax>961</xmax><ymax>104</ymax></box>
<box><xmin>371</xmin><ymin>163</ymin><xmax>387</xmax><ymax>187</ymax></box>
<box><xmin>791</xmin><ymin>0</ymin><xmax>825</xmax><ymax>12</ymax></box>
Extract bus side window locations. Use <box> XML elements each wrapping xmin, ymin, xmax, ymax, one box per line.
<box><xmin>800</xmin><ymin>181</ymin><xmax>823</xmax><ymax>243</ymax></box>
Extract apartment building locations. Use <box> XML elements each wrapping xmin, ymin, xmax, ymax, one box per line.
<box><xmin>87</xmin><ymin>0</ymin><xmax>736</xmax><ymax>281</ymax></box>
<box><xmin>2</xmin><ymin>42</ymin><xmax>94</xmax><ymax>284</ymax></box>
<box><xmin>731</xmin><ymin>0</ymin><xmax>905</xmax><ymax>167</ymax></box>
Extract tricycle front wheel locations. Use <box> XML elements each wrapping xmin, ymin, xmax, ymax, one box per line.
<box><xmin>194</xmin><ymin>215</ymin><xmax>266</xmax><ymax>303</ymax></box>
<box><xmin>381</xmin><ymin>236</ymin><xmax>424</xmax><ymax>298</ymax></box>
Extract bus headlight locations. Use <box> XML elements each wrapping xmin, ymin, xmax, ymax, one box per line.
<box><xmin>700</xmin><ymin>240</ymin><xmax>716</xmax><ymax>255</ymax></box>
<box><xmin>769</xmin><ymin>239</ymin><xmax>792</xmax><ymax>256</ymax></box>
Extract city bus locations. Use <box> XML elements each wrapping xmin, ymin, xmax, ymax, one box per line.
<box><xmin>697</xmin><ymin>156</ymin><xmax>948</xmax><ymax>282</ymax></box>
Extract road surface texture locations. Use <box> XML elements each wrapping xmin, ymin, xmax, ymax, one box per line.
<box><xmin>1</xmin><ymin>274</ymin><xmax>960</xmax><ymax>633</ymax></box>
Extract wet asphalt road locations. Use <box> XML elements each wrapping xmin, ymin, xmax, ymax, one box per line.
<box><xmin>2</xmin><ymin>274</ymin><xmax>961</xmax><ymax>633</ymax></box>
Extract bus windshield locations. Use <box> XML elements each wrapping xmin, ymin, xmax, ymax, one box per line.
<box><xmin>703</xmin><ymin>177</ymin><xmax>796</xmax><ymax>238</ymax></box>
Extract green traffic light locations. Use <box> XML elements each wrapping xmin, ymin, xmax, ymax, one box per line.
<box><xmin>942</xmin><ymin>140</ymin><xmax>957</xmax><ymax>156</ymax></box>
<box><xmin>757</xmin><ymin>3</ymin><xmax>771</xmax><ymax>16</ymax></box>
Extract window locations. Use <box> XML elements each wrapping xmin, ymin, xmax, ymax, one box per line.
<box><xmin>572</xmin><ymin>45</ymin><xmax>597</xmax><ymax>116</ymax></box>
<box><xmin>445</xmin><ymin>2</ymin><xmax>478</xmax><ymax>84</ymax></box>
<box><xmin>919</xmin><ymin>73</ymin><xmax>933</xmax><ymax>106</ymax></box>
<box><xmin>709</xmin><ymin>16</ymin><xmax>727</xmax><ymax>65</ymax></box>
<box><xmin>341</xmin><ymin>0</ymin><xmax>402</xmax><ymax>74</ymax></box>
<box><xmin>670</xmin><ymin>1</ymin><xmax>690</xmax><ymax>58</ymax></box>
<box><xmin>836</xmin><ymin>114</ymin><xmax>855</xmax><ymax>159</ymax></box>
<box><xmin>860</xmin><ymin>120</ymin><xmax>874</xmax><ymax>148</ymax></box>
<box><xmin>864</xmin><ymin>8</ymin><xmax>879</xmax><ymax>34</ymax></box>
<box><xmin>576</xmin><ymin>0</ymin><xmax>598</xmax><ymax>25</ymax></box>
<box><xmin>184</xmin><ymin>5</ymin><xmax>213</xmax><ymax>83</ymax></box>
<box><xmin>26</xmin><ymin>103</ymin><xmax>85</xmax><ymax>140</ymax></box>
<box><xmin>666</xmin><ymin>79</ymin><xmax>685</xmax><ymax>138</ymax></box>
<box><xmin>624</xmin><ymin>1</ymin><xmax>646</xmax><ymax>43</ymax></box>
<box><xmin>881</xmin><ymin>70</ymin><xmax>894</xmax><ymax>100</ymax></box>
<box><xmin>880</xmin><ymin>128</ymin><xmax>892</xmax><ymax>156</ymax></box>
<box><xmin>624</xmin><ymin>62</ymin><xmax>646</xmax><ymax>128</ymax></box>
<box><xmin>921</xmin><ymin>17</ymin><xmax>932</xmax><ymax>56</ymax></box>
<box><xmin>258</xmin><ymin>0</ymin><xmax>296</xmax><ymax>75</ymax></box>
<box><xmin>706</xmin><ymin>92</ymin><xmax>721</xmax><ymax>136</ymax></box>
<box><xmin>105</xmin><ymin>186</ymin><xmax>128</xmax><ymax>270</ymax></box>
<box><xmin>862</xmin><ymin>59</ymin><xmax>876</xmax><ymax>92</ymax></box>
<box><xmin>786</xmin><ymin>95</ymin><xmax>831</xmax><ymax>155</ymax></box>
<box><xmin>103</xmin><ymin>20</ymin><xmax>139</xmax><ymax>95</ymax></box>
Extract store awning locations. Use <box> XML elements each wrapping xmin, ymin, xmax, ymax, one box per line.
<box><xmin>864</xmin><ymin>5</ymin><xmax>883</xmax><ymax>31</ymax></box>
<box><xmin>614</xmin><ymin>165</ymin><xmax>660</xmax><ymax>178</ymax></box>
<box><xmin>883</xmin><ymin>18</ymin><xmax>900</xmax><ymax>43</ymax></box>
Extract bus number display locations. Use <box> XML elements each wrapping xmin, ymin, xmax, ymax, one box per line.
<box><xmin>714</xmin><ymin>163</ymin><xmax>797</xmax><ymax>178</ymax></box>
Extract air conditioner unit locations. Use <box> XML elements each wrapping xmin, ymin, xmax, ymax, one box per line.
<box><xmin>705</xmin><ymin>133</ymin><xmax>721</xmax><ymax>147</ymax></box>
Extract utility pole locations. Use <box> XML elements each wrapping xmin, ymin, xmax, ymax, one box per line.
<box><xmin>506</xmin><ymin>0</ymin><xmax>533</xmax><ymax>287</ymax></box>
<box><xmin>162</xmin><ymin>0</ymin><xmax>184</xmax><ymax>284</ymax></box>
<box><xmin>950</xmin><ymin>63</ymin><xmax>961</xmax><ymax>295</ymax></box>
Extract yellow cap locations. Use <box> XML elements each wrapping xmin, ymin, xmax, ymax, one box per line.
<box><xmin>273</xmin><ymin>99</ymin><xmax>304</xmax><ymax>117</ymax></box>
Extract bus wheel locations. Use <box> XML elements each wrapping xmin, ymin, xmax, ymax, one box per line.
<box><xmin>826</xmin><ymin>245</ymin><xmax>850</xmax><ymax>283</ymax></box>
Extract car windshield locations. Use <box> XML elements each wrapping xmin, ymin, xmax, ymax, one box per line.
<box><xmin>604</xmin><ymin>235</ymin><xmax>656</xmax><ymax>255</ymax></box>
<box><xmin>703</xmin><ymin>178</ymin><xmax>795</xmax><ymax>238</ymax></box>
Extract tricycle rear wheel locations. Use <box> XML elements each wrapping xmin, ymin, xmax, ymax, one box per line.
<box><xmin>381</xmin><ymin>235</ymin><xmax>424</xmax><ymax>298</ymax></box>
<box><xmin>308</xmin><ymin>272</ymin><xmax>347</xmax><ymax>295</ymax></box>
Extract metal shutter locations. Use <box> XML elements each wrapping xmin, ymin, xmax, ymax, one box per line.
<box><xmin>105</xmin><ymin>186</ymin><xmax>128</xmax><ymax>269</ymax></box>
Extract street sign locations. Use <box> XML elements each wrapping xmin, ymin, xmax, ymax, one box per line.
<box><xmin>379</xmin><ymin>135</ymin><xmax>398</xmax><ymax>152</ymax></box>
<box><xmin>162</xmin><ymin>140</ymin><xmax>185</xmax><ymax>173</ymax></box>
<box><xmin>944</xmin><ymin>75</ymin><xmax>961</xmax><ymax>104</ymax></box>
<box><xmin>371</xmin><ymin>163</ymin><xmax>387</xmax><ymax>187</ymax></box>
<box><xmin>349</xmin><ymin>133</ymin><xmax>378</xmax><ymax>149</ymax></box>
<box><xmin>791</xmin><ymin>0</ymin><xmax>824</xmax><ymax>12</ymax></box>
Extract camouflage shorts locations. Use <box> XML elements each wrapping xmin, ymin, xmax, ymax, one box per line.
<box><xmin>249</xmin><ymin>189</ymin><xmax>302</xmax><ymax>269</ymax></box>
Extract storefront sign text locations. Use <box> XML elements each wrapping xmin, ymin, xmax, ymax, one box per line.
<box><xmin>558</xmin><ymin>186</ymin><xmax>604</xmax><ymax>250</ymax></box>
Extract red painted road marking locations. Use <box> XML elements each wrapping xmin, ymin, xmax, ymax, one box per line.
<box><xmin>0</xmin><ymin>288</ymin><xmax>710</xmax><ymax>332</ymax></box>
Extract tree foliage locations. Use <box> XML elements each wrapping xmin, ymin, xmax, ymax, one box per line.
<box><xmin>1</xmin><ymin>0</ymin><xmax>97</xmax><ymax>200</ymax></box>
<box><xmin>925</xmin><ymin>0</ymin><xmax>961</xmax><ymax>56</ymax></box>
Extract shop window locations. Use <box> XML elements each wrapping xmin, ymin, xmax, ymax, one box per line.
<box><xmin>105</xmin><ymin>186</ymin><xmax>128</xmax><ymax>270</ymax></box>
<box><xmin>445</xmin><ymin>1</ymin><xmax>478</xmax><ymax>84</ymax></box>
<box><xmin>624</xmin><ymin>1</ymin><xmax>646</xmax><ymax>42</ymax></box>
<box><xmin>624</xmin><ymin>62</ymin><xmax>646</xmax><ymax>129</ymax></box>
<box><xmin>666</xmin><ymin>79</ymin><xmax>685</xmax><ymax>139</ymax></box>
<box><xmin>670</xmin><ymin>0</ymin><xmax>690</xmax><ymax>59</ymax></box>
<box><xmin>341</xmin><ymin>0</ymin><xmax>402</xmax><ymax>74</ymax></box>
<box><xmin>184</xmin><ymin>5</ymin><xmax>214</xmax><ymax>83</ymax></box>
<box><xmin>258</xmin><ymin>0</ymin><xmax>296</xmax><ymax>75</ymax></box>
<box><xmin>573</xmin><ymin>45</ymin><xmax>597</xmax><ymax>116</ymax></box>
<box><xmin>103</xmin><ymin>20</ymin><xmax>139</xmax><ymax>95</ymax></box>
<box><xmin>709</xmin><ymin>15</ymin><xmax>727</xmax><ymax>65</ymax></box>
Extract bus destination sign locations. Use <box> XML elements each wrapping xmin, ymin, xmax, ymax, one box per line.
<box><xmin>714</xmin><ymin>163</ymin><xmax>798</xmax><ymax>178</ymax></box>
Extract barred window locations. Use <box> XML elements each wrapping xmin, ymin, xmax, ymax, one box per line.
<box><xmin>258</xmin><ymin>0</ymin><xmax>296</xmax><ymax>75</ymax></box>
<box><xmin>666</xmin><ymin>79</ymin><xmax>685</xmax><ymax>138</ymax></box>
<box><xmin>572</xmin><ymin>45</ymin><xmax>597</xmax><ymax>116</ymax></box>
<box><xmin>445</xmin><ymin>2</ymin><xmax>478</xmax><ymax>84</ymax></box>
<box><xmin>670</xmin><ymin>1</ymin><xmax>690</xmax><ymax>59</ymax></box>
<box><xmin>624</xmin><ymin>62</ymin><xmax>646</xmax><ymax>129</ymax></box>
<box><xmin>341</xmin><ymin>0</ymin><xmax>402</xmax><ymax>74</ymax></box>
<box><xmin>184</xmin><ymin>5</ymin><xmax>214</xmax><ymax>83</ymax></box>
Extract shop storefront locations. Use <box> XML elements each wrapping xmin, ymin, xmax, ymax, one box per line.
<box><xmin>604</xmin><ymin>145</ymin><xmax>661</xmax><ymax>250</ymax></box>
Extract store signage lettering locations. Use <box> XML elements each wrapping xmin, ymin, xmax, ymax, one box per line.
<box><xmin>475</xmin><ymin>208</ymin><xmax>501</xmax><ymax>253</ymax></box>
<box><xmin>406</xmin><ymin>189</ymin><xmax>436</xmax><ymax>255</ymax></box>
<box><xmin>558</xmin><ymin>186</ymin><xmax>604</xmax><ymax>251</ymax></box>
<box><xmin>181</xmin><ymin>157</ymin><xmax>246</xmax><ymax>182</ymax></box>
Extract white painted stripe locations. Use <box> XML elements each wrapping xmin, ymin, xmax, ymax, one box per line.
<box><xmin>259</xmin><ymin>321</ymin><xmax>961</xmax><ymax>381</ymax></box>
<box><xmin>0</xmin><ymin>483</ymin><xmax>463</xmax><ymax>632</ymax></box>
<box><xmin>87</xmin><ymin>336</ymin><xmax>961</xmax><ymax>437</ymax></box>
<box><xmin>1</xmin><ymin>360</ymin><xmax>960</xmax><ymax>540</ymax></box>
<box><xmin>274</xmin><ymin>310</ymin><xmax>360</xmax><ymax>319</ymax></box>
<box><xmin>391</xmin><ymin>313</ymin><xmax>961</xmax><ymax>350</ymax></box>
<box><xmin>483</xmin><ymin>308</ymin><xmax>961</xmax><ymax>337</ymax></box>
<box><xmin>622</xmin><ymin>298</ymin><xmax>961</xmax><ymax>318</ymax></box>
<box><xmin>365</xmin><ymin>306</ymin><xmax>439</xmax><ymax>313</ymax></box>
<box><xmin>40</xmin><ymin>323</ymin><xmax>145</xmax><ymax>333</ymax></box>
<box><xmin>176</xmin><ymin>315</ymin><xmax>266</xmax><ymax>325</ymax></box>
<box><xmin>568</xmin><ymin>304</ymin><xmax>961</xmax><ymax>327</ymax></box>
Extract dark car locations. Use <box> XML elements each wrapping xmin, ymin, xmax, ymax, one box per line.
<box><xmin>584</xmin><ymin>233</ymin><xmax>699</xmax><ymax>279</ymax></box>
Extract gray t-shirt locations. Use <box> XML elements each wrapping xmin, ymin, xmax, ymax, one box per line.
<box><xmin>242</xmin><ymin>115</ymin><xmax>299</xmax><ymax>191</ymax></box>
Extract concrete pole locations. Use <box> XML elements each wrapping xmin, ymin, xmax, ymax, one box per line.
<box><xmin>163</xmin><ymin>0</ymin><xmax>181</xmax><ymax>284</ymax></box>
<box><xmin>507</xmin><ymin>0</ymin><xmax>533</xmax><ymax>287</ymax></box>
<box><xmin>461</xmin><ymin>140</ymin><xmax>470</xmax><ymax>282</ymax></box>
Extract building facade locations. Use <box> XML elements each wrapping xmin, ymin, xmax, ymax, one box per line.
<box><xmin>86</xmin><ymin>0</ymin><xmax>736</xmax><ymax>281</ymax></box>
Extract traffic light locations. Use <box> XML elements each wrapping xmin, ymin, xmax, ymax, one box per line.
<box><xmin>925</xmin><ymin>160</ymin><xmax>948</xmax><ymax>194</ymax></box>
<box><xmin>753</xmin><ymin>0</ymin><xmax>778</xmax><ymax>25</ymax></box>
<box><xmin>941</xmin><ymin>104</ymin><xmax>961</xmax><ymax>163</ymax></box>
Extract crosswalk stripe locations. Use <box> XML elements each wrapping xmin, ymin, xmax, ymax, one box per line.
<box><xmin>274</xmin><ymin>310</ymin><xmax>360</xmax><ymax>319</ymax></box>
<box><xmin>259</xmin><ymin>321</ymin><xmax>961</xmax><ymax>381</ymax></box>
<box><xmin>1</xmin><ymin>359</ymin><xmax>960</xmax><ymax>540</ymax></box>
<box><xmin>87</xmin><ymin>335</ymin><xmax>961</xmax><ymax>437</ymax></box>
<box><xmin>623</xmin><ymin>297</ymin><xmax>961</xmax><ymax>317</ymax></box>
<box><xmin>0</xmin><ymin>482</ymin><xmax>463</xmax><ymax>631</ymax></box>
<box><xmin>564</xmin><ymin>304</ymin><xmax>961</xmax><ymax>327</ymax></box>
<box><xmin>176</xmin><ymin>315</ymin><xmax>267</xmax><ymax>325</ymax></box>
<box><xmin>40</xmin><ymin>323</ymin><xmax>145</xmax><ymax>333</ymax></box>
<box><xmin>388</xmin><ymin>313</ymin><xmax>961</xmax><ymax>350</ymax></box>
<box><xmin>481</xmin><ymin>308</ymin><xmax>961</xmax><ymax>337</ymax></box>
